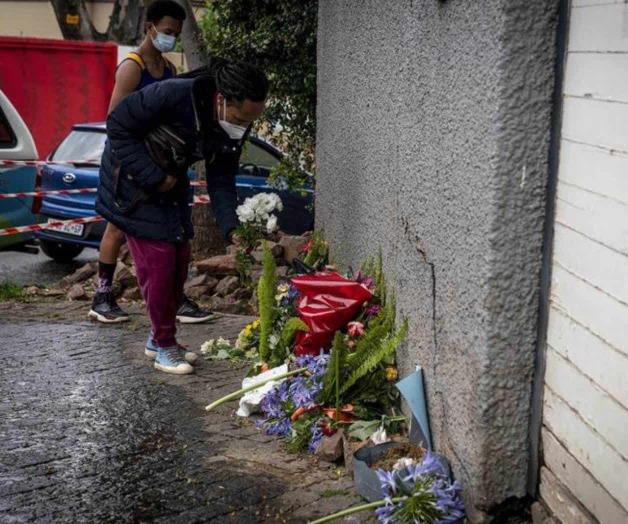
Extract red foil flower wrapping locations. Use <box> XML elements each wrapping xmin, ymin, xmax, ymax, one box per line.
<box><xmin>291</xmin><ymin>272</ymin><xmax>373</xmax><ymax>356</ymax></box>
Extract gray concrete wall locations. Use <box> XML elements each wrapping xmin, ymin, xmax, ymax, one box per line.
<box><xmin>316</xmin><ymin>1</ymin><xmax>559</xmax><ymax>519</ymax></box>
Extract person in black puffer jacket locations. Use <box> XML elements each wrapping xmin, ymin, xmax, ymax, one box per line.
<box><xmin>96</xmin><ymin>58</ymin><xmax>268</xmax><ymax>375</ymax></box>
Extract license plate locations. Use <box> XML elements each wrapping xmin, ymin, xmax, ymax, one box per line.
<box><xmin>46</xmin><ymin>220</ymin><xmax>84</xmax><ymax>237</ymax></box>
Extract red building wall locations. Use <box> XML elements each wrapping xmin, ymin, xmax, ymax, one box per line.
<box><xmin>0</xmin><ymin>36</ymin><xmax>116</xmax><ymax>158</ymax></box>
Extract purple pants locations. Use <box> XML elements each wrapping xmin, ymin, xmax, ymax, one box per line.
<box><xmin>126</xmin><ymin>235</ymin><xmax>190</xmax><ymax>348</ymax></box>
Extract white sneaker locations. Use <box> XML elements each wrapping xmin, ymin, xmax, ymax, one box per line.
<box><xmin>154</xmin><ymin>347</ymin><xmax>194</xmax><ymax>375</ymax></box>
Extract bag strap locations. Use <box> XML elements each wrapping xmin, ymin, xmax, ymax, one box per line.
<box><xmin>124</xmin><ymin>52</ymin><xmax>146</xmax><ymax>70</ymax></box>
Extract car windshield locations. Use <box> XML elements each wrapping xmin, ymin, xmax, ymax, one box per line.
<box><xmin>240</xmin><ymin>141</ymin><xmax>280</xmax><ymax>170</ymax></box>
<box><xmin>52</xmin><ymin>130</ymin><xmax>106</xmax><ymax>163</ymax></box>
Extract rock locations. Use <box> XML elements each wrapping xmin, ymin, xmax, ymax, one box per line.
<box><xmin>67</xmin><ymin>284</ymin><xmax>88</xmax><ymax>301</ymax></box>
<box><xmin>278</xmin><ymin>235</ymin><xmax>308</xmax><ymax>264</ymax></box>
<box><xmin>342</xmin><ymin>434</ymin><xmax>369</xmax><ymax>475</ymax></box>
<box><xmin>122</xmin><ymin>286</ymin><xmax>142</xmax><ymax>300</ymax></box>
<box><xmin>184</xmin><ymin>274</ymin><xmax>209</xmax><ymax>290</ymax></box>
<box><xmin>184</xmin><ymin>275</ymin><xmax>219</xmax><ymax>293</ymax></box>
<box><xmin>225</xmin><ymin>244</ymin><xmax>240</xmax><ymax>255</ymax></box>
<box><xmin>215</xmin><ymin>275</ymin><xmax>239</xmax><ymax>297</ymax></box>
<box><xmin>229</xmin><ymin>287</ymin><xmax>252</xmax><ymax>301</ymax></box>
<box><xmin>195</xmin><ymin>254</ymin><xmax>238</xmax><ymax>275</ymax></box>
<box><xmin>114</xmin><ymin>262</ymin><xmax>137</xmax><ymax>289</ymax></box>
<box><xmin>60</xmin><ymin>262</ymin><xmax>97</xmax><ymax>288</ymax></box>
<box><xmin>43</xmin><ymin>288</ymin><xmax>65</xmax><ymax>297</ymax></box>
<box><xmin>251</xmin><ymin>242</ymin><xmax>284</xmax><ymax>263</ymax></box>
<box><xmin>119</xmin><ymin>243</ymin><xmax>133</xmax><ymax>264</ymax></box>
<box><xmin>315</xmin><ymin>429</ymin><xmax>345</xmax><ymax>462</ymax></box>
<box><xmin>211</xmin><ymin>295</ymin><xmax>249</xmax><ymax>314</ymax></box>
<box><xmin>185</xmin><ymin>285</ymin><xmax>213</xmax><ymax>300</ymax></box>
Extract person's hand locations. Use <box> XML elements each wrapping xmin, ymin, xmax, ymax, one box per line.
<box><xmin>157</xmin><ymin>175</ymin><xmax>177</xmax><ymax>192</ymax></box>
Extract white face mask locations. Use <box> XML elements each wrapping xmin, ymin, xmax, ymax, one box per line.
<box><xmin>218</xmin><ymin>98</ymin><xmax>248</xmax><ymax>140</ymax></box>
<box><xmin>151</xmin><ymin>29</ymin><xmax>176</xmax><ymax>53</ymax></box>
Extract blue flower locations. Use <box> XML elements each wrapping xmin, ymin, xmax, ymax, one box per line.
<box><xmin>296</xmin><ymin>353</ymin><xmax>329</xmax><ymax>379</ymax></box>
<box><xmin>376</xmin><ymin>469</ymin><xmax>399</xmax><ymax>495</ymax></box>
<box><xmin>432</xmin><ymin>479</ymin><xmax>465</xmax><ymax>523</ymax></box>
<box><xmin>308</xmin><ymin>423</ymin><xmax>323</xmax><ymax>453</ymax></box>
<box><xmin>263</xmin><ymin>416</ymin><xmax>292</xmax><ymax>437</ymax></box>
<box><xmin>402</xmin><ymin>451</ymin><xmax>448</xmax><ymax>483</ymax></box>
<box><xmin>288</xmin><ymin>285</ymin><xmax>299</xmax><ymax>300</ymax></box>
<box><xmin>276</xmin><ymin>380</ymin><xmax>291</xmax><ymax>402</ymax></box>
<box><xmin>374</xmin><ymin>496</ymin><xmax>399</xmax><ymax>524</ymax></box>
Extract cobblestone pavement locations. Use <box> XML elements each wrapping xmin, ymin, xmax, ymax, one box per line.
<box><xmin>0</xmin><ymin>301</ymin><xmax>368</xmax><ymax>523</ymax></box>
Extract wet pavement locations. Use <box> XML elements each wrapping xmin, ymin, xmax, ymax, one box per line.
<box><xmin>0</xmin><ymin>248</ymin><xmax>98</xmax><ymax>287</ymax></box>
<box><xmin>0</xmin><ymin>302</ymin><xmax>365</xmax><ymax>523</ymax></box>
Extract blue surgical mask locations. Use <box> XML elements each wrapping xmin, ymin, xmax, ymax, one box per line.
<box><xmin>151</xmin><ymin>30</ymin><xmax>176</xmax><ymax>53</ymax></box>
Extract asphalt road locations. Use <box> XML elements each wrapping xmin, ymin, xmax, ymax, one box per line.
<box><xmin>0</xmin><ymin>306</ymin><xmax>363</xmax><ymax>523</ymax></box>
<box><xmin>0</xmin><ymin>247</ymin><xmax>98</xmax><ymax>287</ymax></box>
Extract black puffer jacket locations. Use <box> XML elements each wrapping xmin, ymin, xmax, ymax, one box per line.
<box><xmin>95</xmin><ymin>75</ymin><xmax>243</xmax><ymax>242</ymax></box>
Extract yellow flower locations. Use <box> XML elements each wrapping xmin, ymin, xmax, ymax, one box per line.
<box><xmin>385</xmin><ymin>366</ymin><xmax>398</xmax><ymax>382</ymax></box>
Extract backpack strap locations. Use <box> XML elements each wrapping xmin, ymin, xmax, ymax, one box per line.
<box><xmin>124</xmin><ymin>52</ymin><xmax>146</xmax><ymax>70</ymax></box>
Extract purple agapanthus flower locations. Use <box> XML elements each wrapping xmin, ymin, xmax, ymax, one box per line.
<box><xmin>376</xmin><ymin>469</ymin><xmax>399</xmax><ymax>494</ymax></box>
<box><xmin>259</xmin><ymin>385</ymin><xmax>285</xmax><ymax>419</ymax></box>
<box><xmin>264</xmin><ymin>417</ymin><xmax>292</xmax><ymax>437</ymax></box>
<box><xmin>289</xmin><ymin>376</ymin><xmax>321</xmax><ymax>409</ymax></box>
<box><xmin>356</xmin><ymin>271</ymin><xmax>375</xmax><ymax>289</ymax></box>
<box><xmin>374</xmin><ymin>506</ymin><xmax>394</xmax><ymax>524</ymax></box>
<box><xmin>366</xmin><ymin>304</ymin><xmax>382</xmax><ymax>317</ymax></box>
<box><xmin>374</xmin><ymin>497</ymin><xmax>400</xmax><ymax>524</ymax></box>
<box><xmin>432</xmin><ymin>479</ymin><xmax>465</xmax><ymax>524</ymax></box>
<box><xmin>288</xmin><ymin>284</ymin><xmax>299</xmax><ymax>300</ymax></box>
<box><xmin>402</xmin><ymin>451</ymin><xmax>448</xmax><ymax>483</ymax></box>
<box><xmin>308</xmin><ymin>423</ymin><xmax>324</xmax><ymax>453</ymax></box>
<box><xmin>295</xmin><ymin>353</ymin><xmax>329</xmax><ymax>379</ymax></box>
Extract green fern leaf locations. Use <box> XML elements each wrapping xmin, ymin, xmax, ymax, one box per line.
<box><xmin>340</xmin><ymin>320</ymin><xmax>407</xmax><ymax>396</ymax></box>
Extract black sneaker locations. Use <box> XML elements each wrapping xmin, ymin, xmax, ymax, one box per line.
<box><xmin>88</xmin><ymin>291</ymin><xmax>130</xmax><ymax>323</ymax></box>
<box><xmin>176</xmin><ymin>295</ymin><xmax>214</xmax><ymax>324</ymax></box>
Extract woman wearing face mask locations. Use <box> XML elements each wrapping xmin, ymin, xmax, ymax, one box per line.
<box><xmin>95</xmin><ymin>58</ymin><xmax>268</xmax><ymax>375</ymax></box>
<box><xmin>90</xmin><ymin>0</ymin><xmax>214</xmax><ymax>326</ymax></box>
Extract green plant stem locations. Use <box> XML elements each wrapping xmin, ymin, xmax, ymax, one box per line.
<box><xmin>205</xmin><ymin>367</ymin><xmax>307</xmax><ymax>411</ymax></box>
<box><xmin>308</xmin><ymin>497</ymin><xmax>406</xmax><ymax>524</ymax></box>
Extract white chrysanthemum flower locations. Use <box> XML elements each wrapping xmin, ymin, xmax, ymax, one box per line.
<box><xmin>266</xmin><ymin>215</ymin><xmax>278</xmax><ymax>233</ymax></box>
<box><xmin>236</xmin><ymin>203</ymin><xmax>255</xmax><ymax>223</ymax></box>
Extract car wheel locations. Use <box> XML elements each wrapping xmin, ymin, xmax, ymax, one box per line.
<box><xmin>39</xmin><ymin>239</ymin><xmax>84</xmax><ymax>263</ymax></box>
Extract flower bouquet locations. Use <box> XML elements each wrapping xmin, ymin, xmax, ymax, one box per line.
<box><xmin>311</xmin><ymin>451</ymin><xmax>465</xmax><ymax>523</ymax></box>
<box><xmin>206</xmin><ymin>241</ymin><xmax>408</xmax><ymax>454</ymax></box>
<box><xmin>234</xmin><ymin>192</ymin><xmax>283</xmax><ymax>287</ymax></box>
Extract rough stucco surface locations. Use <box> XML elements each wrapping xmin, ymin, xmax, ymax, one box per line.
<box><xmin>316</xmin><ymin>1</ymin><xmax>558</xmax><ymax>519</ymax></box>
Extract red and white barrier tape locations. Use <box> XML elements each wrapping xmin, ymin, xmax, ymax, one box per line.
<box><xmin>0</xmin><ymin>188</ymin><xmax>97</xmax><ymax>199</ymax></box>
<box><xmin>0</xmin><ymin>159</ymin><xmax>99</xmax><ymax>167</ymax></box>
<box><xmin>0</xmin><ymin>195</ymin><xmax>212</xmax><ymax>237</ymax></box>
<box><xmin>0</xmin><ymin>181</ymin><xmax>206</xmax><ymax>200</ymax></box>
<box><xmin>0</xmin><ymin>215</ymin><xmax>104</xmax><ymax>237</ymax></box>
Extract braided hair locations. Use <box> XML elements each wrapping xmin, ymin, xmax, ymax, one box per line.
<box><xmin>180</xmin><ymin>57</ymin><xmax>268</xmax><ymax>103</ymax></box>
<box><xmin>212</xmin><ymin>59</ymin><xmax>268</xmax><ymax>103</ymax></box>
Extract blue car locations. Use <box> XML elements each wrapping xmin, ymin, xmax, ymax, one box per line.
<box><xmin>35</xmin><ymin>123</ymin><xmax>314</xmax><ymax>262</ymax></box>
<box><xmin>0</xmin><ymin>90</ymin><xmax>42</xmax><ymax>253</ymax></box>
